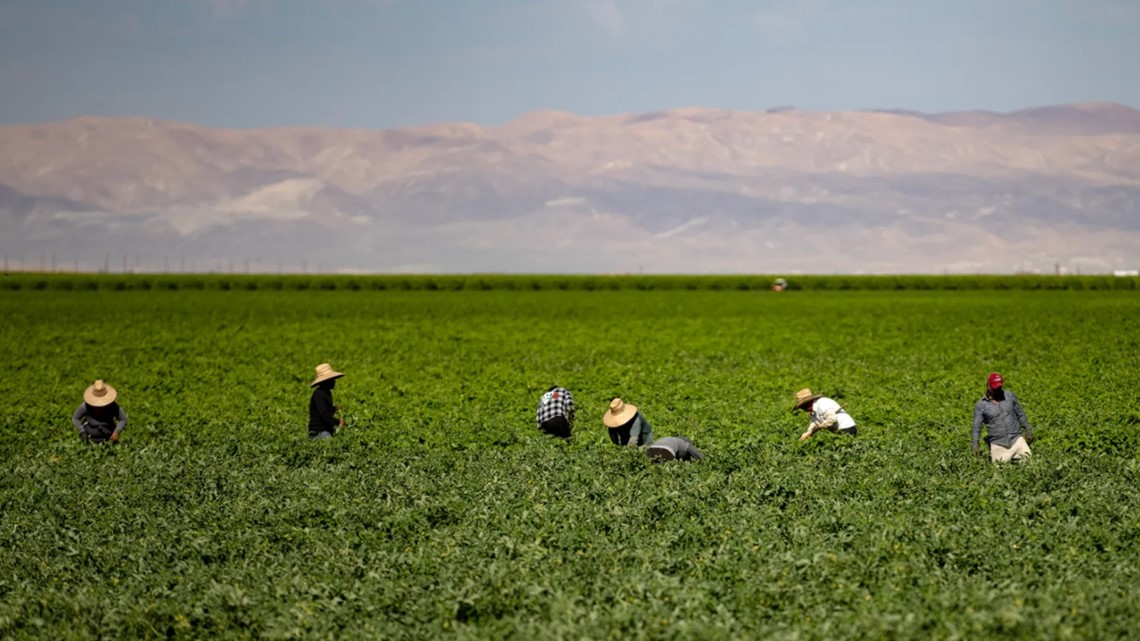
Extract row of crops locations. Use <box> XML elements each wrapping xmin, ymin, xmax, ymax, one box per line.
<box><xmin>3</xmin><ymin>288</ymin><xmax>1140</xmax><ymax>639</ymax></box>
<box><xmin>2</xmin><ymin>272</ymin><xmax>1139</xmax><ymax>291</ymax></box>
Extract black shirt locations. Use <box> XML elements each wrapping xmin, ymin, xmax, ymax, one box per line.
<box><xmin>309</xmin><ymin>387</ymin><xmax>337</xmax><ymax>435</ymax></box>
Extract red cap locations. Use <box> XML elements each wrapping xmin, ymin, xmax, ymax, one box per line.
<box><xmin>987</xmin><ymin>372</ymin><xmax>1003</xmax><ymax>389</ymax></box>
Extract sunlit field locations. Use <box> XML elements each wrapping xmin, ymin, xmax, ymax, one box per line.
<box><xmin>2</xmin><ymin>282</ymin><xmax>1138</xmax><ymax>640</ymax></box>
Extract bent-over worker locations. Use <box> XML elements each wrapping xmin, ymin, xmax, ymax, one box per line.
<box><xmin>536</xmin><ymin>386</ymin><xmax>575</xmax><ymax>439</ymax></box>
<box><xmin>793</xmin><ymin>388</ymin><xmax>856</xmax><ymax>441</ymax></box>
<box><xmin>72</xmin><ymin>379</ymin><xmax>127</xmax><ymax>444</ymax></box>
<box><xmin>646</xmin><ymin>436</ymin><xmax>703</xmax><ymax>462</ymax></box>
<box><xmin>603</xmin><ymin>397</ymin><xmax>655</xmax><ymax>447</ymax></box>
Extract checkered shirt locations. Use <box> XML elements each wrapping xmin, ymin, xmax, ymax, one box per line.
<box><xmin>536</xmin><ymin>387</ymin><xmax>575</xmax><ymax>427</ymax></box>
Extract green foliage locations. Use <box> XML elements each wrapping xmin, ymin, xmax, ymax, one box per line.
<box><xmin>1</xmin><ymin>289</ymin><xmax>1139</xmax><ymax>639</ymax></box>
<box><xmin>2</xmin><ymin>273</ymin><xmax>1139</xmax><ymax>292</ymax></box>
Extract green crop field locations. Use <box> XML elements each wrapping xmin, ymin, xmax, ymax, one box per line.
<box><xmin>2</xmin><ymin>284</ymin><xmax>1139</xmax><ymax>640</ymax></box>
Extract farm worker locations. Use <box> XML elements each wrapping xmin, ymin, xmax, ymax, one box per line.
<box><xmin>972</xmin><ymin>372</ymin><xmax>1034</xmax><ymax>462</ymax></box>
<box><xmin>71</xmin><ymin>379</ymin><xmax>127</xmax><ymax>444</ymax></box>
<box><xmin>602</xmin><ymin>397</ymin><xmax>655</xmax><ymax>447</ymax></box>
<box><xmin>536</xmin><ymin>386</ymin><xmax>575</xmax><ymax>439</ymax></box>
<box><xmin>309</xmin><ymin>363</ymin><xmax>345</xmax><ymax>439</ymax></box>
<box><xmin>793</xmin><ymin>388</ymin><xmax>857</xmax><ymax>441</ymax></box>
<box><xmin>646</xmin><ymin>436</ymin><xmax>703</xmax><ymax>462</ymax></box>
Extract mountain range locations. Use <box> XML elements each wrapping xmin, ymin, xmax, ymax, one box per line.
<box><xmin>2</xmin><ymin>102</ymin><xmax>1139</xmax><ymax>273</ymax></box>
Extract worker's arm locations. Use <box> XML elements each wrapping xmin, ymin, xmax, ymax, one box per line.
<box><xmin>971</xmin><ymin>402</ymin><xmax>984</xmax><ymax>456</ymax></box>
<box><xmin>72</xmin><ymin>403</ymin><xmax>87</xmax><ymax>434</ymax></box>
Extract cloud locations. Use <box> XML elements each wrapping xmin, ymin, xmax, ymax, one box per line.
<box><xmin>751</xmin><ymin>0</ymin><xmax>827</xmax><ymax>38</ymax></box>
<box><xmin>583</xmin><ymin>0</ymin><xmax>627</xmax><ymax>36</ymax></box>
<box><xmin>577</xmin><ymin>0</ymin><xmax>707</xmax><ymax>39</ymax></box>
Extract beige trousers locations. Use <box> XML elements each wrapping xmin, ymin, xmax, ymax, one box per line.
<box><xmin>990</xmin><ymin>436</ymin><xmax>1031</xmax><ymax>463</ymax></box>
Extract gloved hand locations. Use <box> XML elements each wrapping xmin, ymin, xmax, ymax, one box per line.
<box><xmin>1025</xmin><ymin>432</ymin><xmax>1034</xmax><ymax>445</ymax></box>
<box><xmin>972</xmin><ymin>445</ymin><xmax>980</xmax><ymax>457</ymax></box>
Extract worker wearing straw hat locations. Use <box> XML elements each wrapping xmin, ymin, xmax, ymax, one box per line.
<box><xmin>972</xmin><ymin>372</ymin><xmax>1034</xmax><ymax>462</ymax></box>
<box><xmin>71</xmin><ymin>380</ymin><xmax>128</xmax><ymax>444</ymax></box>
<box><xmin>792</xmin><ymin>388</ymin><xmax>856</xmax><ymax>442</ymax></box>
<box><xmin>602</xmin><ymin>397</ymin><xmax>654</xmax><ymax>448</ymax></box>
<box><xmin>309</xmin><ymin>363</ymin><xmax>345</xmax><ymax>439</ymax></box>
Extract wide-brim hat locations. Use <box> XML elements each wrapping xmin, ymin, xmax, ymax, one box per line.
<box><xmin>603</xmin><ymin>397</ymin><xmax>638</xmax><ymax>428</ymax></box>
<box><xmin>791</xmin><ymin>388</ymin><xmax>823</xmax><ymax>411</ymax></box>
<box><xmin>84</xmin><ymin>379</ymin><xmax>117</xmax><ymax>407</ymax></box>
<box><xmin>311</xmin><ymin>363</ymin><xmax>345</xmax><ymax>387</ymax></box>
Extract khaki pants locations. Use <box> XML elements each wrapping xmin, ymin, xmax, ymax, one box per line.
<box><xmin>990</xmin><ymin>437</ymin><xmax>1031</xmax><ymax>463</ymax></box>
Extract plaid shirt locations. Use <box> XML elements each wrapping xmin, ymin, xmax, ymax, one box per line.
<box><xmin>536</xmin><ymin>387</ymin><xmax>575</xmax><ymax>427</ymax></box>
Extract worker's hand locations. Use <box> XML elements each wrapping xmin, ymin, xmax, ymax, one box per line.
<box><xmin>798</xmin><ymin>431</ymin><xmax>812</xmax><ymax>443</ymax></box>
<box><xmin>972</xmin><ymin>445</ymin><xmax>980</xmax><ymax>458</ymax></box>
<box><xmin>110</xmin><ymin>432</ymin><xmax>120</xmax><ymax>443</ymax></box>
<box><xmin>338</xmin><ymin>418</ymin><xmax>346</xmax><ymax>428</ymax></box>
<box><xmin>1025</xmin><ymin>432</ymin><xmax>1034</xmax><ymax>445</ymax></box>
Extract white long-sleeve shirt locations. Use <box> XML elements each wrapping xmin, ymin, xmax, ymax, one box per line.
<box><xmin>811</xmin><ymin>397</ymin><xmax>856</xmax><ymax>431</ymax></box>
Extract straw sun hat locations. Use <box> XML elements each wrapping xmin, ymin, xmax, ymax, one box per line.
<box><xmin>792</xmin><ymin>388</ymin><xmax>824</xmax><ymax>411</ymax></box>
<box><xmin>310</xmin><ymin>363</ymin><xmax>345</xmax><ymax>387</ymax></box>
<box><xmin>84</xmin><ymin>380</ymin><xmax>118</xmax><ymax>407</ymax></box>
<box><xmin>603</xmin><ymin>397</ymin><xmax>638</xmax><ymax>428</ymax></box>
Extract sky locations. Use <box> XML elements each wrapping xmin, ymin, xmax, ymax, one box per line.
<box><xmin>1</xmin><ymin>0</ymin><xmax>1138</xmax><ymax>130</ymax></box>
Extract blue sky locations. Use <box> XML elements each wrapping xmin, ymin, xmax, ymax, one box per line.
<box><xmin>1</xmin><ymin>0</ymin><xmax>1137</xmax><ymax>129</ymax></box>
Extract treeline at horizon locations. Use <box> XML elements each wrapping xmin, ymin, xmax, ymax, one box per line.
<box><xmin>2</xmin><ymin>273</ymin><xmax>1138</xmax><ymax>291</ymax></box>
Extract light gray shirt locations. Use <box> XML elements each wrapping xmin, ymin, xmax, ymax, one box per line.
<box><xmin>646</xmin><ymin>436</ymin><xmax>703</xmax><ymax>461</ymax></box>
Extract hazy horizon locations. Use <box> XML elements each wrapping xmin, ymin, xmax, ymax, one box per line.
<box><xmin>3</xmin><ymin>1</ymin><xmax>1138</xmax><ymax>274</ymax></box>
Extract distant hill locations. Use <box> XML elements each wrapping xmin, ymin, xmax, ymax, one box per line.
<box><xmin>2</xmin><ymin>103</ymin><xmax>1139</xmax><ymax>273</ymax></box>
